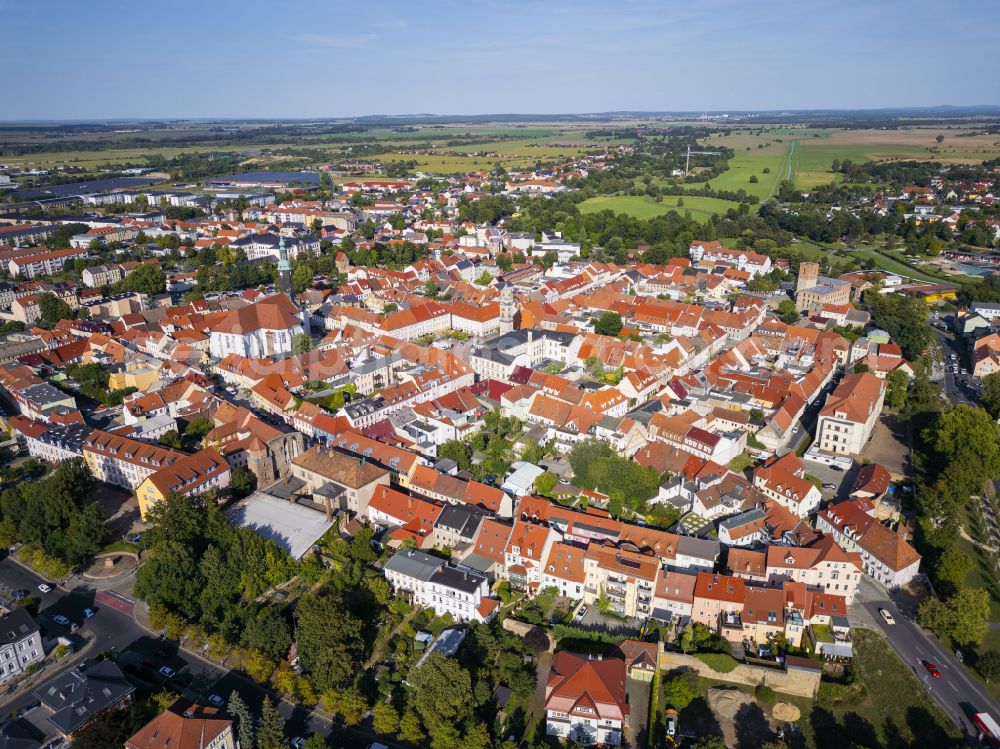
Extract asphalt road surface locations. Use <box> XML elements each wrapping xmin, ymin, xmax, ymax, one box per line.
<box><xmin>856</xmin><ymin>576</ymin><xmax>1000</xmax><ymax>739</ymax></box>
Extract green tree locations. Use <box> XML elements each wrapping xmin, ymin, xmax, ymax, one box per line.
<box><xmin>593</xmin><ymin>311</ymin><xmax>623</xmax><ymax>337</ymax></box>
<box><xmin>294</xmin><ymin>592</ymin><xmax>366</xmax><ymax>691</ymax></box>
<box><xmin>372</xmin><ymin>701</ymin><xmax>400</xmax><ymax>735</ymax></box>
<box><xmin>242</xmin><ymin>606</ymin><xmax>292</xmax><ymax>661</ymax></box>
<box><xmin>474</xmin><ymin>271</ymin><xmax>492</xmax><ymax>286</ymax></box>
<box><xmin>409</xmin><ymin>653</ymin><xmax>473</xmax><ymax>748</ymax></box>
<box><xmin>158</xmin><ymin>431</ymin><xmax>184</xmax><ymax>450</ymax></box>
<box><xmin>229</xmin><ymin>691</ymin><xmax>256</xmax><ymax>749</ymax></box>
<box><xmin>37</xmin><ymin>293</ymin><xmax>73</xmax><ymax>327</ymax></box>
<box><xmin>301</xmin><ymin>736</ymin><xmax>328</xmax><ymax>749</ymax></box>
<box><xmin>886</xmin><ymin>368</ymin><xmax>909</xmax><ymax>409</ymax></box>
<box><xmin>948</xmin><ymin>587</ymin><xmax>991</xmax><ymax>646</ymax></box>
<box><xmin>776</xmin><ymin>299</ymin><xmax>800</xmax><ymax>324</ymax></box>
<box><xmin>257</xmin><ymin>697</ymin><xmax>286</xmax><ymax>749</ymax></box>
<box><xmin>533</xmin><ymin>471</ymin><xmax>558</xmax><ymax>497</ymax></box>
<box><xmin>229</xmin><ymin>467</ymin><xmax>255</xmax><ymax>497</ymax></box>
<box><xmin>323</xmin><ymin>685</ymin><xmax>368</xmax><ymax>726</ymax></box>
<box><xmin>978</xmin><ymin>651</ymin><xmax>1000</xmax><ymax>683</ymax></box>
<box><xmin>437</xmin><ymin>440</ymin><xmax>472</xmax><ymax>471</ymax></box>
<box><xmin>292</xmin><ymin>333</ymin><xmax>312</xmax><ymax>355</ymax></box>
<box><xmin>935</xmin><ymin>544</ymin><xmax>973</xmax><ymax>594</ymax></box>
<box><xmin>424</xmin><ymin>278</ymin><xmax>440</xmax><ymax>298</ymax></box>
<box><xmin>663</xmin><ymin>671</ymin><xmax>699</xmax><ymax>709</ymax></box>
<box><xmin>398</xmin><ymin>708</ymin><xmax>426</xmax><ymax>744</ymax></box>
<box><xmin>184</xmin><ymin>417</ymin><xmax>214</xmax><ymax>442</ymax></box>
<box><xmin>120</xmin><ymin>263</ymin><xmax>166</xmax><ymax>295</ymax></box>
<box><xmin>982</xmin><ymin>372</ymin><xmax>1000</xmax><ymax>420</ymax></box>
<box><xmin>932</xmin><ymin>405</ymin><xmax>1000</xmax><ymax>494</ymax></box>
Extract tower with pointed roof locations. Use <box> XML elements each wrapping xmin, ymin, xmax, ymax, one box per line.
<box><xmin>277</xmin><ymin>235</ymin><xmax>293</xmax><ymax>297</ymax></box>
<box><xmin>499</xmin><ymin>283</ymin><xmax>515</xmax><ymax>334</ymax></box>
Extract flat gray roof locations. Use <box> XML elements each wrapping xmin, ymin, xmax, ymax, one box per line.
<box><xmin>227</xmin><ymin>491</ymin><xmax>335</xmax><ymax>560</ymax></box>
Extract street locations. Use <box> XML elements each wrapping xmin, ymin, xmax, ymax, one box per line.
<box><xmin>932</xmin><ymin>327</ymin><xmax>977</xmax><ymax>406</ymax></box>
<box><xmin>855</xmin><ymin>576</ymin><xmax>1000</xmax><ymax>739</ymax></box>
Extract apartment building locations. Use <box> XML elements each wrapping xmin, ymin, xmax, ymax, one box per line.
<box><xmin>545</xmin><ymin>652</ymin><xmax>629</xmax><ymax>747</ymax></box>
<box><xmin>816</xmin><ymin>372</ymin><xmax>885</xmax><ymax>455</ymax></box>
<box><xmin>136</xmin><ymin>448</ymin><xmax>231</xmax><ymax>520</ymax></box>
<box><xmin>764</xmin><ymin>535</ymin><xmax>863</xmax><ymax>604</ymax></box>
<box><xmin>0</xmin><ymin>609</ymin><xmax>43</xmax><ymax>685</ymax></box>
<box><xmin>582</xmin><ymin>545</ymin><xmax>658</xmax><ymax>619</ymax></box>
<box><xmin>383</xmin><ymin>548</ymin><xmax>499</xmax><ymax>622</ymax></box>
<box><xmin>816</xmin><ymin>498</ymin><xmax>922</xmax><ymax>588</ymax></box>
<box><xmin>290</xmin><ymin>444</ymin><xmax>391</xmax><ymax>516</ymax></box>
<box><xmin>82</xmin><ymin>429</ymin><xmax>183</xmax><ymax>489</ymax></box>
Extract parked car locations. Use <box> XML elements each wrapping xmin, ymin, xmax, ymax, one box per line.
<box><xmin>878</xmin><ymin>608</ymin><xmax>895</xmax><ymax>625</ymax></box>
<box><xmin>11</xmin><ymin>589</ymin><xmax>27</xmax><ymax>600</ymax></box>
<box><xmin>158</xmin><ymin>666</ymin><xmax>176</xmax><ymax>679</ymax></box>
<box><xmin>290</xmin><ymin>739</ymin><xmax>307</xmax><ymax>748</ymax></box>
<box><xmin>140</xmin><ymin>658</ymin><xmax>156</xmax><ymax>669</ymax></box>
<box><xmin>53</xmin><ymin>615</ymin><xmax>70</xmax><ymax>627</ymax></box>
<box><xmin>665</xmin><ymin>708</ymin><xmax>679</xmax><ymax>737</ymax></box>
<box><xmin>83</xmin><ymin>608</ymin><xmax>95</xmax><ymax>618</ymax></box>
<box><xmin>208</xmin><ymin>694</ymin><xmax>224</xmax><ymax>707</ymax></box>
<box><xmin>69</xmin><ymin>623</ymin><xmax>79</xmax><ymax>633</ymax></box>
<box><xmin>37</xmin><ymin>583</ymin><xmax>52</xmax><ymax>593</ymax></box>
<box><xmin>822</xmin><ymin>482</ymin><xmax>837</xmax><ymax>490</ymax></box>
<box><xmin>924</xmin><ymin>661</ymin><xmax>941</xmax><ymax>678</ymax></box>
<box><xmin>574</xmin><ymin>605</ymin><xmax>588</xmax><ymax>621</ymax></box>
<box><xmin>155</xmin><ymin>647</ymin><xmax>170</xmax><ymax>658</ymax></box>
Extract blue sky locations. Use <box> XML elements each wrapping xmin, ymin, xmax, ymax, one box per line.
<box><xmin>4</xmin><ymin>0</ymin><xmax>999</xmax><ymax>120</ymax></box>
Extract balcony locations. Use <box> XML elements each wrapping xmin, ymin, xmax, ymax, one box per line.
<box><xmin>721</xmin><ymin>611</ymin><xmax>743</xmax><ymax>629</ymax></box>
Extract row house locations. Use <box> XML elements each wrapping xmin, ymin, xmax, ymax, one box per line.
<box><xmin>82</xmin><ymin>429</ymin><xmax>183</xmax><ymax>490</ymax></box>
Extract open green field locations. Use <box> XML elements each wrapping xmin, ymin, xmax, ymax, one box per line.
<box><xmin>578</xmin><ymin>194</ymin><xmax>742</xmax><ymax>221</ymax></box>
<box><xmin>848</xmin><ymin>248</ymin><xmax>964</xmax><ymax>285</ymax></box>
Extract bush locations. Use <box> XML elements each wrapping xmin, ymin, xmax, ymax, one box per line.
<box><xmin>551</xmin><ymin>623</ymin><xmax>624</xmax><ymax>645</ymax></box>
<box><xmin>754</xmin><ymin>683</ymin><xmax>776</xmax><ymax>703</ymax></box>
<box><xmin>693</xmin><ymin>652</ymin><xmax>738</xmax><ymax>673</ymax></box>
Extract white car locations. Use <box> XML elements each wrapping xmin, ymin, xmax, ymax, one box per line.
<box><xmin>83</xmin><ymin>608</ymin><xmax>95</xmax><ymax>618</ymax></box>
<box><xmin>208</xmin><ymin>694</ymin><xmax>224</xmax><ymax>707</ymax></box>
<box><xmin>53</xmin><ymin>615</ymin><xmax>70</xmax><ymax>627</ymax></box>
<box><xmin>290</xmin><ymin>739</ymin><xmax>307</xmax><ymax>748</ymax></box>
<box><xmin>37</xmin><ymin>583</ymin><xmax>52</xmax><ymax>594</ymax></box>
<box><xmin>158</xmin><ymin>666</ymin><xmax>177</xmax><ymax>678</ymax></box>
<box><xmin>878</xmin><ymin>608</ymin><xmax>895</xmax><ymax>625</ymax></box>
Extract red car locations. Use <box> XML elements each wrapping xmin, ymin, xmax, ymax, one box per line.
<box><xmin>924</xmin><ymin>661</ymin><xmax>941</xmax><ymax>678</ymax></box>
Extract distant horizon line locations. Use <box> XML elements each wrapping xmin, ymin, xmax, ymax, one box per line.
<box><xmin>4</xmin><ymin>104</ymin><xmax>1000</xmax><ymax>125</ymax></box>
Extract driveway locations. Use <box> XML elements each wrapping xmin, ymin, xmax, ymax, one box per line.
<box><xmin>625</xmin><ymin>676</ymin><xmax>651</xmax><ymax>748</ymax></box>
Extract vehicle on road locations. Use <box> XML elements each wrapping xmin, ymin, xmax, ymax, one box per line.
<box><xmin>973</xmin><ymin>711</ymin><xmax>1000</xmax><ymax>747</ymax></box>
<box><xmin>53</xmin><ymin>615</ymin><xmax>70</xmax><ymax>627</ymax></box>
<box><xmin>878</xmin><ymin>608</ymin><xmax>895</xmax><ymax>625</ymax></box>
<box><xmin>158</xmin><ymin>666</ymin><xmax>176</xmax><ymax>678</ymax></box>
<box><xmin>83</xmin><ymin>608</ymin><xmax>95</xmax><ymax>618</ymax></box>
<box><xmin>923</xmin><ymin>661</ymin><xmax>940</xmax><ymax>678</ymax></box>
<box><xmin>665</xmin><ymin>708</ymin><xmax>678</xmax><ymax>737</ymax></box>
<box><xmin>208</xmin><ymin>694</ymin><xmax>224</xmax><ymax>707</ymax></box>
<box><xmin>37</xmin><ymin>583</ymin><xmax>52</xmax><ymax>593</ymax></box>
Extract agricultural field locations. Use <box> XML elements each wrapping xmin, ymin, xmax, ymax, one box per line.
<box><xmin>578</xmin><ymin>194</ymin><xmax>742</xmax><ymax>221</ymax></box>
<box><xmin>704</xmin><ymin>125</ymin><xmax>1000</xmax><ymax>192</ymax></box>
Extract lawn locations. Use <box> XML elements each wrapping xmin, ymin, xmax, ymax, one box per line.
<box><xmin>848</xmin><ymin>248</ymin><xmax>959</xmax><ymax>284</ymax></box>
<box><xmin>578</xmin><ymin>194</ymin><xmax>742</xmax><ymax>221</ymax></box>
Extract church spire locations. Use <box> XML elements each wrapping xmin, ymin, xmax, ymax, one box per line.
<box><xmin>277</xmin><ymin>235</ymin><xmax>293</xmax><ymax>296</ymax></box>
